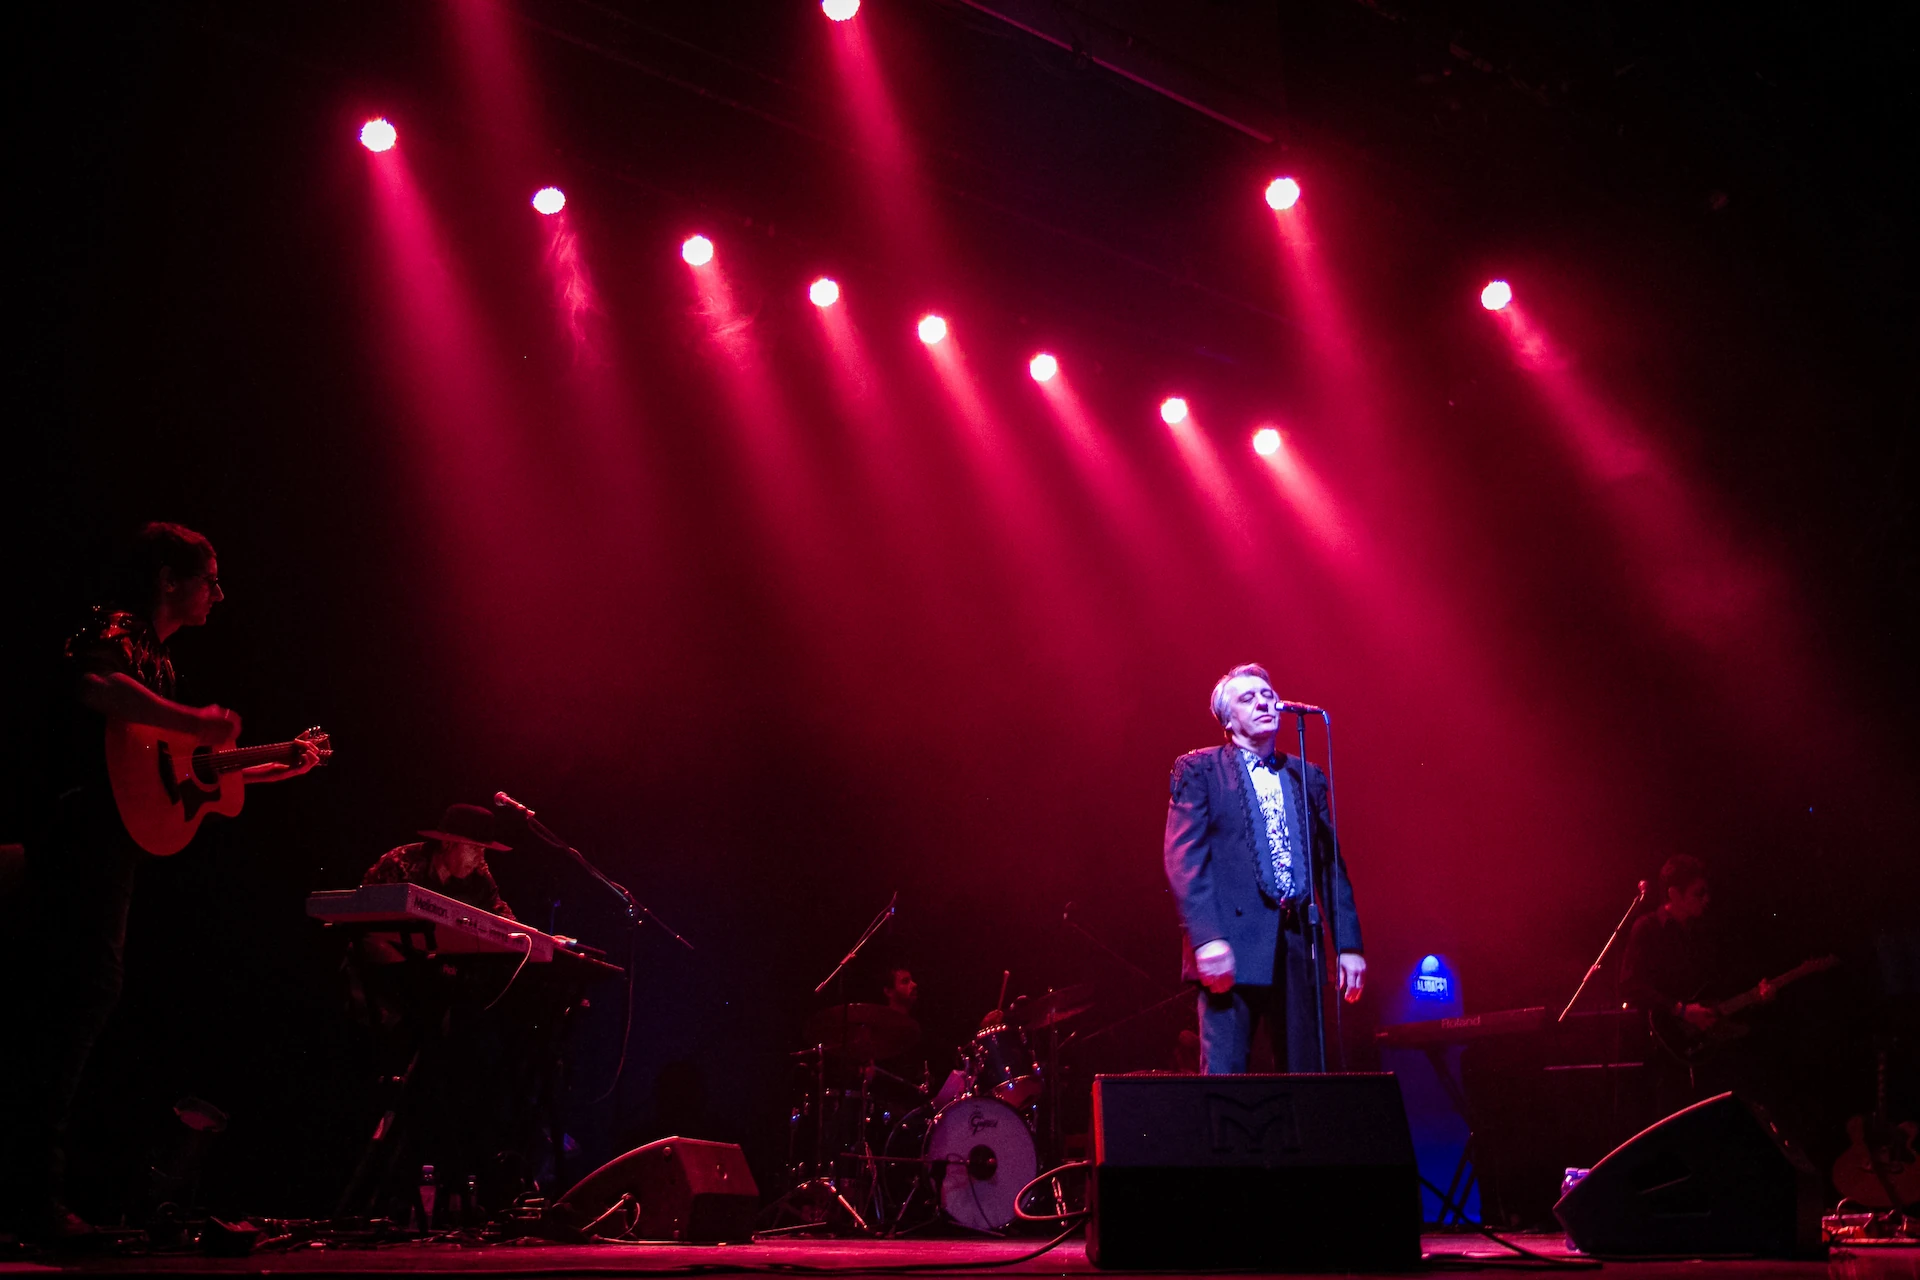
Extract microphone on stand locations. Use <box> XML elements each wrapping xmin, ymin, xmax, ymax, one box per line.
<box><xmin>493</xmin><ymin>791</ymin><xmax>536</xmax><ymax>818</ymax></box>
<box><xmin>1275</xmin><ymin>700</ymin><xmax>1326</xmax><ymax>716</ymax></box>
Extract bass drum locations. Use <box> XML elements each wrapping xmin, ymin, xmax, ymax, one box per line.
<box><xmin>924</xmin><ymin>1095</ymin><xmax>1038</xmax><ymax>1231</ymax></box>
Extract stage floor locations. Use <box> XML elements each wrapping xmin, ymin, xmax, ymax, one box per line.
<box><xmin>3</xmin><ymin>1233</ymin><xmax>1916</xmax><ymax>1279</ymax></box>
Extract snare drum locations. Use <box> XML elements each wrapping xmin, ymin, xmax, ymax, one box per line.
<box><xmin>966</xmin><ymin>1024</ymin><xmax>1041</xmax><ymax>1107</ymax></box>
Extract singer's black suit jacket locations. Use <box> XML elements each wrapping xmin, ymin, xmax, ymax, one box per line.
<box><xmin>1162</xmin><ymin>745</ymin><xmax>1364</xmax><ymax>986</ymax></box>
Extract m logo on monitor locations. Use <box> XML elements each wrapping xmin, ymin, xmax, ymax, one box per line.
<box><xmin>1206</xmin><ymin>1091</ymin><xmax>1300</xmax><ymax>1153</ymax></box>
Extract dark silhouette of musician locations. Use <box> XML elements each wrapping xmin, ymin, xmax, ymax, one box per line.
<box><xmin>4</xmin><ymin>523</ymin><xmax>318</xmax><ymax>1243</ymax></box>
<box><xmin>1621</xmin><ymin>854</ymin><xmax>1775</xmax><ymax>1112</ymax></box>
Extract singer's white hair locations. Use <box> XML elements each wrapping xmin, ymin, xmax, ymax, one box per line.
<box><xmin>1209</xmin><ymin>662</ymin><xmax>1274</xmax><ymax>728</ymax></box>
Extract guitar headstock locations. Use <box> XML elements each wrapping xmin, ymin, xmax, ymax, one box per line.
<box><xmin>298</xmin><ymin>726</ymin><xmax>334</xmax><ymax>768</ymax></box>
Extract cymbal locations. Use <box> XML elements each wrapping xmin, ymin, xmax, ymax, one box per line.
<box><xmin>804</xmin><ymin>1003</ymin><xmax>921</xmax><ymax>1061</ymax></box>
<box><xmin>1008</xmin><ymin>982</ymin><xmax>1096</xmax><ymax>1031</ymax></box>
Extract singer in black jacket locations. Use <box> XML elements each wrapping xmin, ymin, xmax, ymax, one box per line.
<box><xmin>1163</xmin><ymin>664</ymin><xmax>1365</xmax><ymax>1074</ymax></box>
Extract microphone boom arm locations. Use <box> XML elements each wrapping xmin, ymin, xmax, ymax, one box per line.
<box><xmin>498</xmin><ymin>795</ymin><xmax>694</xmax><ymax>949</ymax></box>
<box><xmin>1557</xmin><ymin>880</ymin><xmax>1646</xmax><ymax>1023</ymax></box>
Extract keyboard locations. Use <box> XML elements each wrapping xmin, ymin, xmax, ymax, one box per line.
<box><xmin>1374</xmin><ymin>1005</ymin><xmax>1550</xmax><ymax>1049</ymax></box>
<box><xmin>306</xmin><ymin>882</ymin><xmax>615</xmax><ymax>974</ymax></box>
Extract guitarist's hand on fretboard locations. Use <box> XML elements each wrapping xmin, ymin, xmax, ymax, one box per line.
<box><xmin>239</xmin><ymin>727</ymin><xmax>328</xmax><ymax>784</ymax></box>
<box><xmin>1682</xmin><ymin>1003</ymin><xmax>1719</xmax><ymax>1030</ymax></box>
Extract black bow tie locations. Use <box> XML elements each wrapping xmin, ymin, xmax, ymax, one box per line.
<box><xmin>1250</xmin><ymin>754</ymin><xmax>1282</xmax><ymax>773</ymax></box>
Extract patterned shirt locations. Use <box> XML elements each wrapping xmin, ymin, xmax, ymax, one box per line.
<box><xmin>66</xmin><ymin>607</ymin><xmax>176</xmax><ymax>697</ymax></box>
<box><xmin>1241</xmin><ymin>748</ymin><xmax>1296</xmax><ymax>899</ymax></box>
<box><xmin>52</xmin><ymin>607</ymin><xmax>178</xmax><ymax>802</ymax></box>
<box><xmin>362</xmin><ymin>842</ymin><xmax>515</xmax><ymax>920</ymax></box>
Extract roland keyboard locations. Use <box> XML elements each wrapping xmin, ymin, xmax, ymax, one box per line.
<box><xmin>306</xmin><ymin>882</ymin><xmax>612</xmax><ymax>971</ymax></box>
<box><xmin>1374</xmin><ymin>1005</ymin><xmax>1550</xmax><ymax>1049</ymax></box>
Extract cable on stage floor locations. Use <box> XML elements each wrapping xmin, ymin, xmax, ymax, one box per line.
<box><xmin>1418</xmin><ymin>1176</ymin><xmax>1600</xmax><ymax>1271</ymax></box>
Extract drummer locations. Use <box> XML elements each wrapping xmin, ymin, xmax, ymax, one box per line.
<box><xmin>872</xmin><ymin>966</ymin><xmax>929</xmax><ymax>1098</ymax></box>
<box><xmin>880</xmin><ymin>965</ymin><xmax>919</xmax><ymax>1019</ymax></box>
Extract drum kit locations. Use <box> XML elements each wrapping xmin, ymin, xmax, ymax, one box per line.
<box><xmin>774</xmin><ymin>982</ymin><xmax>1095</xmax><ymax>1234</ymax></box>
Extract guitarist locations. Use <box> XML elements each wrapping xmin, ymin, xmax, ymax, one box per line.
<box><xmin>1621</xmin><ymin>855</ymin><xmax>1774</xmax><ymax>1109</ymax></box>
<box><xmin>5</xmin><ymin>522</ymin><xmax>320</xmax><ymax>1243</ymax></box>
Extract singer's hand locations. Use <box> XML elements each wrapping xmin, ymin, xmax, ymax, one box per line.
<box><xmin>1336</xmin><ymin>952</ymin><xmax>1367</xmax><ymax>1003</ymax></box>
<box><xmin>1195</xmin><ymin>940</ymin><xmax>1235</xmax><ymax>993</ymax></box>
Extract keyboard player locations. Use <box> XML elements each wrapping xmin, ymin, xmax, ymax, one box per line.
<box><xmin>360</xmin><ymin>803</ymin><xmax>516</xmax><ymax>918</ymax></box>
<box><xmin>340</xmin><ymin>803</ymin><xmax>535</xmax><ymax>1214</ymax></box>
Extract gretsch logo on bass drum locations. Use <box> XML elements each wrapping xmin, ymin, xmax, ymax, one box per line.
<box><xmin>968</xmin><ymin>1111</ymin><xmax>999</xmax><ymax>1135</ymax></box>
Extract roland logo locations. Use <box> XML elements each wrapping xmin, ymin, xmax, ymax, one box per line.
<box><xmin>1206</xmin><ymin>1091</ymin><xmax>1300</xmax><ymax>1153</ymax></box>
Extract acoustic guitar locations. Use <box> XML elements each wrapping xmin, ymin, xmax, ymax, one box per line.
<box><xmin>1832</xmin><ymin>1047</ymin><xmax>1920</xmax><ymax>1210</ymax></box>
<box><xmin>1649</xmin><ymin>954</ymin><xmax>1839</xmax><ymax>1065</ymax></box>
<box><xmin>106</xmin><ymin>721</ymin><xmax>331</xmax><ymax>856</ymax></box>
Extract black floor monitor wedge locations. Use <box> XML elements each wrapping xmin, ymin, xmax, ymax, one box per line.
<box><xmin>1087</xmin><ymin>1072</ymin><xmax>1422</xmax><ymax>1270</ymax></box>
<box><xmin>1554</xmin><ymin>1092</ymin><xmax>1824</xmax><ymax>1258</ymax></box>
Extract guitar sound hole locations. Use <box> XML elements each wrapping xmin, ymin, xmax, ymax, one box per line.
<box><xmin>189</xmin><ymin>745</ymin><xmax>220</xmax><ymax>787</ymax></box>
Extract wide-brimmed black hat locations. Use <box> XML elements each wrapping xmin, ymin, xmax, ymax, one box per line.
<box><xmin>418</xmin><ymin>803</ymin><xmax>511</xmax><ymax>852</ymax></box>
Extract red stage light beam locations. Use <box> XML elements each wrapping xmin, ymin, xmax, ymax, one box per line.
<box><xmin>531</xmin><ymin>186</ymin><xmax>566</xmax><ymax>215</ymax></box>
<box><xmin>1265</xmin><ymin>177</ymin><xmax>1301</xmax><ymax>211</ymax></box>
<box><xmin>917</xmin><ymin>314</ymin><xmax>948</xmax><ymax>345</ymax></box>
<box><xmin>1252</xmin><ymin>426</ymin><xmax>1282</xmax><ymax>456</ymax></box>
<box><xmin>682</xmin><ymin>235</ymin><xmax>715</xmax><ymax>267</ymax></box>
<box><xmin>1160</xmin><ymin>396</ymin><xmax>1190</xmax><ymax>425</ymax></box>
<box><xmin>1028</xmin><ymin>353</ymin><xmax>1058</xmax><ymax>383</ymax></box>
<box><xmin>1481</xmin><ymin>280</ymin><xmax>1513</xmax><ymax>311</ymax></box>
<box><xmin>822</xmin><ymin>0</ymin><xmax>860</xmax><ymax>18</ymax></box>
<box><xmin>809</xmin><ymin>277</ymin><xmax>841</xmax><ymax>308</ymax></box>
<box><xmin>359</xmin><ymin>118</ymin><xmax>397</xmax><ymax>152</ymax></box>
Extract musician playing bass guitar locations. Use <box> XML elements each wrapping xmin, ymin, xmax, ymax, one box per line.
<box><xmin>1621</xmin><ymin>855</ymin><xmax>1774</xmax><ymax>1108</ymax></box>
<box><xmin>3</xmin><ymin>523</ymin><xmax>321</xmax><ymax>1244</ymax></box>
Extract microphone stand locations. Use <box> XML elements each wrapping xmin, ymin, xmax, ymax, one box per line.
<box><xmin>508</xmin><ymin>804</ymin><xmax>693</xmax><ymax>949</ymax></box>
<box><xmin>785</xmin><ymin>893</ymin><xmax>896</xmax><ymax>1236</ymax></box>
<box><xmin>815</xmin><ymin>893</ymin><xmax>899</xmax><ymax>997</ymax></box>
<box><xmin>1295</xmin><ymin>711</ymin><xmax>1331</xmax><ymax>1073</ymax></box>
<box><xmin>1558</xmin><ymin>881</ymin><xmax>1647</xmax><ymax>1023</ymax></box>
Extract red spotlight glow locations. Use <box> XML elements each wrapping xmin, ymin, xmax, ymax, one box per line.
<box><xmin>1265</xmin><ymin>177</ymin><xmax>1301</xmax><ymax>211</ymax></box>
<box><xmin>917</xmin><ymin>314</ymin><xmax>948</xmax><ymax>345</ymax></box>
<box><xmin>822</xmin><ymin>0</ymin><xmax>860</xmax><ymax>18</ymax></box>
<box><xmin>808</xmin><ymin>277</ymin><xmax>841</xmax><ymax>308</ymax></box>
<box><xmin>1160</xmin><ymin>397</ymin><xmax>1190</xmax><ymax>426</ymax></box>
<box><xmin>1252</xmin><ymin>427</ymin><xmax>1282</xmax><ymax>456</ymax></box>
<box><xmin>531</xmin><ymin>186</ymin><xmax>566</xmax><ymax>215</ymax></box>
<box><xmin>1028</xmin><ymin>353</ymin><xmax>1058</xmax><ymax>383</ymax></box>
<box><xmin>1481</xmin><ymin>279</ymin><xmax>1513</xmax><ymax>311</ymax></box>
<box><xmin>682</xmin><ymin>235</ymin><xmax>715</xmax><ymax>267</ymax></box>
<box><xmin>359</xmin><ymin>118</ymin><xmax>397</xmax><ymax>152</ymax></box>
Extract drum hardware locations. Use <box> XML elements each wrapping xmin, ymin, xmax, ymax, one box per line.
<box><xmin>1006</xmin><ymin>982</ymin><xmax>1097</xmax><ymax>1033</ymax></box>
<box><xmin>965</xmin><ymin>1024</ymin><xmax>1043</xmax><ymax>1107</ymax></box>
<box><xmin>768</xmin><ymin>895</ymin><xmax>917</xmax><ymax>1237</ymax></box>
<box><xmin>804</xmin><ymin>1002</ymin><xmax>922</xmax><ymax>1064</ymax></box>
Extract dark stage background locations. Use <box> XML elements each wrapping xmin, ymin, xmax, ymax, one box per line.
<box><xmin>4</xmin><ymin>0</ymin><xmax>1916</xmax><ymax>1222</ymax></box>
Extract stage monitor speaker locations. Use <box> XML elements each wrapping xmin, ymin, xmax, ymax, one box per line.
<box><xmin>1087</xmin><ymin>1072</ymin><xmax>1421</xmax><ymax>1271</ymax></box>
<box><xmin>1554</xmin><ymin>1092</ymin><xmax>1823</xmax><ymax>1258</ymax></box>
<box><xmin>555</xmin><ymin>1136</ymin><xmax>759</xmax><ymax>1242</ymax></box>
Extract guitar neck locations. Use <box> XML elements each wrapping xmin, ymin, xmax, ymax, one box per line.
<box><xmin>1716</xmin><ymin>957</ymin><xmax>1836</xmax><ymax>1016</ymax></box>
<box><xmin>203</xmin><ymin>740</ymin><xmax>302</xmax><ymax>775</ymax></box>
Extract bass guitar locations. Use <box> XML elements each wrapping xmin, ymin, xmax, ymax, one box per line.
<box><xmin>107</xmin><ymin>721</ymin><xmax>331</xmax><ymax>856</ymax></box>
<box><xmin>1649</xmin><ymin>954</ymin><xmax>1839</xmax><ymax>1065</ymax></box>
